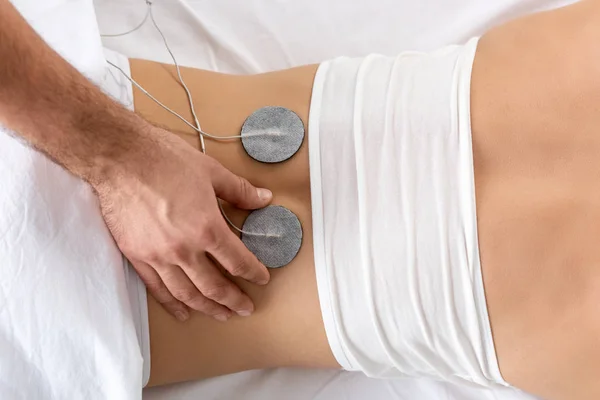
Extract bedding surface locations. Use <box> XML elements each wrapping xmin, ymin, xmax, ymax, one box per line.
<box><xmin>1</xmin><ymin>2</ymin><xmax>144</xmax><ymax>399</ymax></box>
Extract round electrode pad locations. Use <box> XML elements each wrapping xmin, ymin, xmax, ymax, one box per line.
<box><xmin>241</xmin><ymin>205</ymin><xmax>303</xmax><ymax>268</ymax></box>
<box><xmin>240</xmin><ymin>106</ymin><xmax>305</xmax><ymax>163</ymax></box>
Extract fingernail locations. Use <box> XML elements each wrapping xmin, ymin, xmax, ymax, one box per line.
<box><xmin>257</xmin><ymin>279</ymin><xmax>269</xmax><ymax>285</ymax></box>
<box><xmin>237</xmin><ymin>310</ymin><xmax>252</xmax><ymax>317</ymax></box>
<box><xmin>214</xmin><ymin>313</ymin><xmax>229</xmax><ymax>322</ymax></box>
<box><xmin>257</xmin><ymin>188</ymin><xmax>272</xmax><ymax>201</ymax></box>
<box><xmin>175</xmin><ymin>310</ymin><xmax>189</xmax><ymax>322</ymax></box>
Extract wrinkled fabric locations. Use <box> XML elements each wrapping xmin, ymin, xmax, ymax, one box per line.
<box><xmin>0</xmin><ymin>2</ymin><xmax>144</xmax><ymax>399</ymax></box>
<box><xmin>309</xmin><ymin>38</ymin><xmax>506</xmax><ymax>388</ymax></box>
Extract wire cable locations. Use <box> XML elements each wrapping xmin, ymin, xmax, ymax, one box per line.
<box><xmin>103</xmin><ymin>0</ymin><xmax>273</xmax><ymax>237</ymax></box>
<box><xmin>100</xmin><ymin>2</ymin><xmax>151</xmax><ymax>38</ymax></box>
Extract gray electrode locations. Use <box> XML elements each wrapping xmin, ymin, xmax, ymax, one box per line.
<box><xmin>241</xmin><ymin>205</ymin><xmax>303</xmax><ymax>268</ymax></box>
<box><xmin>241</xmin><ymin>106</ymin><xmax>305</xmax><ymax>163</ymax></box>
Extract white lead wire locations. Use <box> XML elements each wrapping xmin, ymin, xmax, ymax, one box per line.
<box><xmin>103</xmin><ymin>0</ymin><xmax>275</xmax><ymax>237</ymax></box>
<box><xmin>105</xmin><ymin>60</ymin><xmax>276</xmax><ymax>141</ymax></box>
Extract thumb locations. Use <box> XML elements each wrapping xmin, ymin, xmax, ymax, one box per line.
<box><xmin>211</xmin><ymin>161</ymin><xmax>272</xmax><ymax>209</ymax></box>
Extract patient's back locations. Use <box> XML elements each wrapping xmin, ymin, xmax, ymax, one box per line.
<box><xmin>130</xmin><ymin>59</ymin><xmax>337</xmax><ymax>386</ymax></box>
<box><xmin>132</xmin><ymin>5</ymin><xmax>600</xmax><ymax>395</ymax></box>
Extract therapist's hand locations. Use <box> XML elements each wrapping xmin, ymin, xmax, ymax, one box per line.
<box><xmin>95</xmin><ymin>127</ymin><xmax>272</xmax><ymax>322</ymax></box>
<box><xmin>0</xmin><ymin>0</ymin><xmax>272</xmax><ymax>322</ymax></box>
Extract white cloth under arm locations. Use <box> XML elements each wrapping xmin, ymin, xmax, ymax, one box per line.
<box><xmin>309</xmin><ymin>37</ymin><xmax>507</xmax><ymax>387</ymax></box>
<box><xmin>9</xmin><ymin>0</ymin><xmax>106</xmax><ymax>83</ymax></box>
<box><xmin>104</xmin><ymin>49</ymin><xmax>151</xmax><ymax>388</ymax></box>
<box><xmin>0</xmin><ymin>2</ymin><xmax>147</xmax><ymax>399</ymax></box>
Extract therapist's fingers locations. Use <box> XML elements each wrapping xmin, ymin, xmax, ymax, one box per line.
<box><xmin>130</xmin><ymin>259</ymin><xmax>190</xmax><ymax>322</ymax></box>
<box><xmin>156</xmin><ymin>263</ymin><xmax>233</xmax><ymax>321</ymax></box>
<box><xmin>182</xmin><ymin>253</ymin><xmax>254</xmax><ymax>316</ymax></box>
<box><xmin>211</xmin><ymin>158</ymin><xmax>272</xmax><ymax>210</ymax></box>
<box><xmin>209</xmin><ymin>224</ymin><xmax>270</xmax><ymax>285</ymax></box>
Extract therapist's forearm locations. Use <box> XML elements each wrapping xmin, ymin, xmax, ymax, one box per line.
<box><xmin>0</xmin><ymin>0</ymin><xmax>151</xmax><ymax>184</ymax></box>
<box><xmin>0</xmin><ymin>0</ymin><xmax>273</xmax><ymax>321</ymax></box>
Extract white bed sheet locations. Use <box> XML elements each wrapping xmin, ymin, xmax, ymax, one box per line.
<box><xmin>94</xmin><ymin>1</ymin><xmax>575</xmax><ymax>399</ymax></box>
<box><xmin>0</xmin><ymin>2</ymin><xmax>145</xmax><ymax>399</ymax></box>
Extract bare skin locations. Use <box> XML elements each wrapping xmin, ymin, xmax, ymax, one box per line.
<box><xmin>130</xmin><ymin>61</ymin><xmax>337</xmax><ymax>386</ymax></box>
<box><xmin>472</xmin><ymin>1</ymin><xmax>600</xmax><ymax>399</ymax></box>
<box><xmin>132</xmin><ymin>1</ymin><xmax>600</xmax><ymax>399</ymax></box>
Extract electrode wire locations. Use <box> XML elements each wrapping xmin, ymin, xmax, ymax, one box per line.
<box><xmin>102</xmin><ymin>0</ymin><xmax>279</xmax><ymax>238</ymax></box>
<box><xmin>105</xmin><ymin>61</ymin><xmax>275</xmax><ymax>140</ymax></box>
<box><xmin>106</xmin><ymin>60</ymin><xmax>280</xmax><ymax>142</ymax></box>
<box><xmin>103</xmin><ymin>2</ymin><xmax>282</xmax><ymax>145</ymax></box>
<box><xmin>100</xmin><ymin>2</ymin><xmax>151</xmax><ymax>38</ymax></box>
<box><xmin>146</xmin><ymin>3</ymin><xmax>206</xmax><ymax>153</ymax></box>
